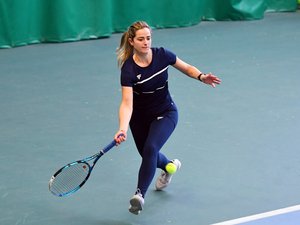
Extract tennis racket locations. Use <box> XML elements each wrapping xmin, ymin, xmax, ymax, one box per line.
<box><xmin>49</xmin><ymin>139</ymin><xmax>117</xmax><ymax>197</ymax></box>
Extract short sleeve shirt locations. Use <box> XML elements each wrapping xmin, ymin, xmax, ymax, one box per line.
<box><xmin>121</xmin><ymin>47</ymin><xmax>176</xmax><ymax>113</ymax></box>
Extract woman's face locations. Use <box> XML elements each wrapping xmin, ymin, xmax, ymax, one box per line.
<box><xmin>130</xmin><ymin>28</ymin><xmax>152</xmax><ymax>54</ymax></box>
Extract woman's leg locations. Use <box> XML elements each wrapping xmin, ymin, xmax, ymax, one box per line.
<box><xmin>131</xmin><ymin>108</ymin><xmax>178</xmax><ymax>197</ymax></box>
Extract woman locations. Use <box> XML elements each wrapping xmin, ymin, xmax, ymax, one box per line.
<box><xmin>114</xmin><ymin>21</ymin><xmax>221</xmax><ymax>215</ymax></box>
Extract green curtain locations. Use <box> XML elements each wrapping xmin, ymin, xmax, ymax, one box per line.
<box><xmin>203</xmin><ymin>0</ymin><xmax>267</xmax><ymax>20</ymax></box>
<box><xmin>266</xmin><ymin>0</ymin><xmax>298</xmax><ymax>12</ymax></box>
<box><xmin>0</xmin><ymin>0</ymin><xmax>298</xmax><ymax>48</ymax></box>
<box><xmin>0</xmin><ymin>0</ymin><xmax>113</xmax><ymax>48</ymax></box>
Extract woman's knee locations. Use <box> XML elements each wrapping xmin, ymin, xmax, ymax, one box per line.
<box><xmin>142</xmin><ymin>143</ymin><xmax>158</xmax><ymax>159</ymax></box>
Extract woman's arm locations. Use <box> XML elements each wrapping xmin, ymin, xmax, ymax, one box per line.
<box><xmin>172</xmin><ymin>57</ymin><xmax>221</xmax><ymax>87</ymax></box>
<box><xmin>114</xmin><ymin>86</ymin><xmax>133</xmax><ymax>144</ymax></box>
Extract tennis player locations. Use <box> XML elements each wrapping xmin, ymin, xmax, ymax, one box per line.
<box><xmin>114</xmin><ymin>21</ymin><xmax>221</xmax><ymax>215</ymax></box>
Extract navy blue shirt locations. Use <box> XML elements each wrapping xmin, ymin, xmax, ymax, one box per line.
<box><xmin>121</xmin><ymin>47</ymin><xmax>177</xmax><ymax>114</ymax></box>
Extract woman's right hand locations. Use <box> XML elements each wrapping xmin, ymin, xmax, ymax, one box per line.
<box><xmin>114</xmin><ymin>130</ymin><xmax>127</xmax><ymax>145</ymax></box>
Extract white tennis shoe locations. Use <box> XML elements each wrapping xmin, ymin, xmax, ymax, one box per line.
<box><xmin>129</xmin><ymin>191</ymin><xmax>144</xmax><ymax>215</ymax></box>
<box><xmin>155</xmin><ymin>159</ymin><xmax>181</xmax><ymax>191</ymax></box>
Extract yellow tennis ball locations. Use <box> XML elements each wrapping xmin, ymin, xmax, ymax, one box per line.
<box><xmin>165</xmin><ymin>162</ymin><xmax>177</xmax><ymax>174</ymax></box>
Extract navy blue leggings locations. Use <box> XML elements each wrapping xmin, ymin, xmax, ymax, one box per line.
<box><xmin>129</xmin><ymin>103</ymin><xmax>178</xmax><ymax>197</ymax></box>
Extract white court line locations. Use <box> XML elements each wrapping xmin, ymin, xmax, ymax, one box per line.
<box><xmin>211</xmin><ymin>205</ymin><xmax>300</xmax><ymax>225</ymax></box>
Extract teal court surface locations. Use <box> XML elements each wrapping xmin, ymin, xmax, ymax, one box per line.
<box><xmin>0</xmin><ymin>11</ymin><xmax>300</xmax><ymax>225</ymax></box>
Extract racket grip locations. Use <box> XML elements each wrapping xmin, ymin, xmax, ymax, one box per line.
<box><xmin>102</xmin><ymin>134</ymin><xmax>124</xmax><ymax>153</ymax></box>
<box><xmin>102</xmin><ymin>140</ymin><xmax>117</xmax><ymax>153</ymax></box>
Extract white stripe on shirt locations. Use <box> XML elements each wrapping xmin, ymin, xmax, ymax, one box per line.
<box><xmin>135</xmin><ymin>66</ymin><xmax>169</xmax><ymax>85</ymax></box>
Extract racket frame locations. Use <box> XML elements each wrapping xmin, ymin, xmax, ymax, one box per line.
<box><xmin>49</xmin><ymin>140</ymin><xmax>116</xmax><ymax>197</ymax></box>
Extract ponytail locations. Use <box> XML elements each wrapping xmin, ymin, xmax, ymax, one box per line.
<box><xmin>116</xmin><ymin>21</ymin><xmax>151</xmax><ymax>67</ymax></box>
<box><xmin>117</xmin><ymin>31</ymin><xmax>133</xmax><ymax>68</ymax></box>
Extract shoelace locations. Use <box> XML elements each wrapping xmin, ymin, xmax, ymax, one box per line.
<box><xmin>135</xmin><ymin>188</ymin><xmax>142</xmax><ymax>196</ymax></box>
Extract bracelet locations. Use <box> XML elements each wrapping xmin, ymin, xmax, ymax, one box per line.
<box><xmin>197</xmin><ymin>73</ymin><xmax>204</xmax><ymax>82</ymax></box>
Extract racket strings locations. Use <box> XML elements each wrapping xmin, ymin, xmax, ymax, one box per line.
<box><xmin>49</xmin><ymin>163</ymin><xmax>90</xmax><ymax>196</ymax></box>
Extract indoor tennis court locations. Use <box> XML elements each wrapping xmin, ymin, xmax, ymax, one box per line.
<box><xmin>1</xmin><ymin>1</ymin><xmax>300</xmax><ymax>225</ymax></box>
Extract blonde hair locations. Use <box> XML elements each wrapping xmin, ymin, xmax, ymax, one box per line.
<box><xmin>116</xmin><ymin>21</ymin><xmax>151</xmax><ymax>67</ymax></box>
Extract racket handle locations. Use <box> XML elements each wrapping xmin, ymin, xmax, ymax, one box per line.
<box><xmin>102</xmin><ymin>134</ymin><xmax>124</xmax><ymax>154</ymax></box>
<box><xmin>102</xmin><ymin>140</ymin><xmax>117</xmax><ymax>153</ymax></box>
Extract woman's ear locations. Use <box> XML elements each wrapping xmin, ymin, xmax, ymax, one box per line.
<box><xmin>128</xmin><ymin>38</ymin><xmax>134</xmax><ymax>46</ymax></box>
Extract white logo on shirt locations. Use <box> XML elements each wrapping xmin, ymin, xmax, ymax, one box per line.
<box><xmin>137</xmin><ymin>74</ymin><xmax>142</xmax><ymax>80</ymax></box>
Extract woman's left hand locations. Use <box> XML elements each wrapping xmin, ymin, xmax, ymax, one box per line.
<box><xmin>202</xmin><ymin>73</ymin><xmax>221</xmax><ymax>88</ymax></box>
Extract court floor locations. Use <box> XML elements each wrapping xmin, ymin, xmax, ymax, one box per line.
<box><xmin>0</xmin><ymin>11</ymin><xmax>300</xmax><ymax>225</ymax></box>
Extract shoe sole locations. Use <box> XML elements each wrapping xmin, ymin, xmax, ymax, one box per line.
<box><xmin>129</xmin><ymin>198</ymin><xmax>143</xmax><ymax>215</ymax></box>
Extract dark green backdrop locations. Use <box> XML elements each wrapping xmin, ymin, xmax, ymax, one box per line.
<box><xmin>0</xmin><ymin>0</ymin><xmax>298</xmax><ymax>48</ymax></box>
